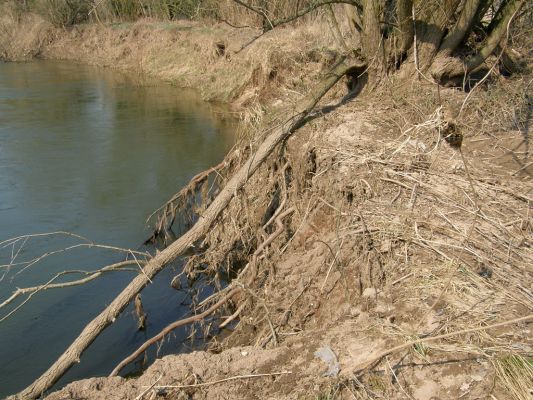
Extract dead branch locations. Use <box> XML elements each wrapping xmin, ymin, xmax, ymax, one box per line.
<box><xmin>352</xmin><ymin>315</ymin><xmax>533</xmax><ymax>375</ymax></box>
<box><xmin>231</xmin><ymin>0</ymin><xmax>360</xmax><ymax>32</ymax></box>
<box><xmin>1</xmin><ymin>234</ymin><xmax>149</xmax><ymax>279</ymax></box>
<box><xmin>0</xmin><ymin>260</ymin><xmax>142</xmax><ymax>317</ymax></box>
<box><xmin>149</xmin><ymin>371</ymin><xmax>291</xmax><ymax>390</ymax></box>
<box><xmin>110</xmin><ymin>287</ymin><xmax>242</xmax><ymax>377</ymax></box>
<box><xmin>13</xmin><ymin>57</ymin><xmax>358</xmax><ymax>400</ymax></box>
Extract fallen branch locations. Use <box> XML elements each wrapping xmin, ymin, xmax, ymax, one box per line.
<box><xmin>110</xmin><ymin>287</ymin><xmax>242</xmax><ymax>377</ymax></box>
<box><xmin>13</xmin><ymin>57</ymin><xmax>359</xmax><ymax>400</ymax></box>
<box><xmin>352</xmin><ymin>314</ymin><xmax>533</xmax><ymax>374</ymax></box>
<box><xmin>0</xmin><ymin>260</ymin><xmax>142</xmax><ymax>318</ymax></box>
<box><xmin>150</xmin><ymin>371</ymin><xmax>292</xmax><ymax>390</ymax></box>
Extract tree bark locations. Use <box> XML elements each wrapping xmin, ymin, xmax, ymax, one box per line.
<box><xmin>12</xmin><ymin>57</ymin><xmax>361</xmax><ymax>400</ymax></box>
<box><xmin>471</xmin><ymin>0</ymin><xmax>491</xmax><ymax>29</ymax></box>
<box><xmin>466</xmin><ymin>0</ymin><xmax>525</xmax><ymax>71</ymax></box>
<box><xmin>397</xmin><ymin>0</ymin><xmax>413</xmax><ymax>54</ymax></box>
<box><xmin>361</xmin><ymin>0</ymin><xmax>385</xmax><ymax>80</ymax></box>
<box><xmin>430</xmin><ymin>0</ymin><xmax>525</xmax><ymax>81</ymax></box>
<box><xmin>438</xmin><ymin>0</ymin><xmax>483</xmax><ymax>56</ymax></box>
<box><xmin>414</xmin><ymin>0</ymin><xmax>462</xmax><ymax>71</ymax></box>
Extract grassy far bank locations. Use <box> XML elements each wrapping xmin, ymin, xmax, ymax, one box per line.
<box><xmin>0</xmin><ymin>0</ymin><xmax>353</xmax><ymax>128</ymax></box>
<box><xmin>1</xmin><ymin>1</ymin><xmax>533</xmax><ymax>399</ymax></box>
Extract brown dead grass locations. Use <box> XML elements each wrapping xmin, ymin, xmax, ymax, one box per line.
<box><xmin>120</xmin><ymin>75</ymin><xmax>532</xmax><ymax>399</ymax></box>
<box><xmin>0</xmin><ymin>5</ymin><xmax>53</xmax><ymax>60</ymax></box>
<box><xmin>172</xmin><ymin>72</ymin><xmax>532</xmax><ymax>398</ymax></box>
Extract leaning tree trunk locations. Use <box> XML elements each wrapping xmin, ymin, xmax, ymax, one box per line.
<box><xmin>412</xmin><ymin>0</ymin><xmax>463</xmax><ymax>72</ymax></box>
<box><xmin>12</xmin><ymin>57</ymin><xmax>363</xmax><ymax>400</ymax></box>
<box><xmin>438</xmin><ymin>0</ymin><xmax>484</xmax><ymax>57</ymax></box>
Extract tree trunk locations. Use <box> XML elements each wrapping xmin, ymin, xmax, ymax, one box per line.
<box><xmin>430</xmin><ymin>0</ymin><xmax>525</xmax><ymax>81</ymax></box>
<box><xmin>361</xmin><ymin>0</ymin><xmax>386</xmax><ymax>82</ymax></box>
<box><xmin>415</xmin><ymin>0</ymin><xmax>462</xmax><ymax>71</ymax></box>
<box><xmin>438</xmin><ymin>0</ymin><xmax>483</xmax><ymax>56</ymax></box>
<box><xmin>397</xmin><ymin>0</ymin><xmax>414</xmax><ymax>54</ymax></box>
<box><xmin>466</xmin><ymin>0</ymin><xmax>525</xmax><ymax>70</ymax></box>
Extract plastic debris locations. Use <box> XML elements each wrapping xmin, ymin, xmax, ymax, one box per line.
<box><xmin>314</xmin><ymin>346</ymin><xmax>340</xmax><ymax>377</ymax></box>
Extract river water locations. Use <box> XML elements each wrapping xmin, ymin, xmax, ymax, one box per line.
<box><xmin>0</xmin><ymin>61</ymin><xmax>235</xmax><ymax>397</ymax></box>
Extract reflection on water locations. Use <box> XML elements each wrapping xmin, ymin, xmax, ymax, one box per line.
<box><xmin>0</xmin><ymin>60</ymin><xmax>235</xmax><ymax>397</ymax></box>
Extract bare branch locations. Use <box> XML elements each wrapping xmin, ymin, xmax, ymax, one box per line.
<box><xmin>110</xmin><ymin>287</ymin><xmax>242</xmax><ymax>377</ymax></box>
<box><xmin>231</xmin><ymin>0</ymin><xmax>361</xmax><ymax>32</ymax></box>
<box><xmin>0</xmin><ymin>261</ymin><xmax>142</xmax><ymax>322</ymax></box>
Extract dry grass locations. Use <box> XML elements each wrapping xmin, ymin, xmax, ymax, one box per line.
<box><xmin>493</xmin><ymin>354</ymin><xmax>533</xmax><ymax>400</ymax></box>
<box><xmin>0</xmin><ymin>4</ymin><xmax>53</xmax><ymax>60</ymax></box>
<box><xmin>167</xmin><ymin>72</ymin><xmax>532</xmax><ymax>398</ymax></box>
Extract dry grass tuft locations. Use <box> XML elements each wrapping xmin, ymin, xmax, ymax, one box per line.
<box><xmin>493</xmin><ymin>354</ymin><xmax>533</xmax><ymax>400</ymax></box>
<box><xmin>0</xmin><ymin>3</ymin><xmax>54</xmax><ymax>61</ymax></box>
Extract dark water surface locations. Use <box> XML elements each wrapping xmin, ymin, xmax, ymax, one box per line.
<box><xmin>0</xmin><ymin>61</ymin><xmax>235</xmax><ymax>397</ymax></box>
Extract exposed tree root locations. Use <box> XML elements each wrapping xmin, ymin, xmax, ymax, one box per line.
<box><xmin>13</xmin><ymin>57</ymin><xmax>361</xmax><ymax>400</ymax></box>
<box><xmin>145</xmin><ymin>159</ymin><xmax>230</xmax><ymax>244</ymax></box>
<box><xmin>110</xmin><ymin>287</ymin><xmax>242</xmax><ymax>377</ymax></box>
<box><xmin>246</xmin><ymin>207</ymin><xmax>295</xmax><ymax>285</ymax></box>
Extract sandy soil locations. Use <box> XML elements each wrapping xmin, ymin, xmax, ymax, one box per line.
<box><xmin>47</xmin><ymin>95</ymin><xmax>532</xmax><ymax>399</ymax></box>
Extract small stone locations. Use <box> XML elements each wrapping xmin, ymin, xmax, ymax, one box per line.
<box><xmin>362</xmin><ymin>287</ymin><xmax>377</xmax><ymax>298</ymax></box>
<box><xmin>349</xmin><ymin>307</ymin><xmax>360</xmax><ymax>317</ymax></box>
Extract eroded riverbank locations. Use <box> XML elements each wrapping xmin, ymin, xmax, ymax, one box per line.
<box><xmin>2</xmin><ymin>7</ymin><xmax>532</xmax><ymax>400</ymax></box>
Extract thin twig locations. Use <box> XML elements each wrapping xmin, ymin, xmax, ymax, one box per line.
<box><xmin>151</xmin><ymin>371</ymin><xmax>292</xmax><ymax>390</ymax></box>
<box><xmin>134</xmin><ymin>374</ymin><xmax>163</xmax><ymax>400</ymax></box>
<box><xmin>353</xmin><ymin>314</ymin><xmax>533</xmax><ymax>374</ymax></box>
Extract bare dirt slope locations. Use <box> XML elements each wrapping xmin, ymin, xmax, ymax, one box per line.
<box><xmin>47</xmin><ymin>92</ymin><xmax>532</xmax><ymax>399</ymax></box>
